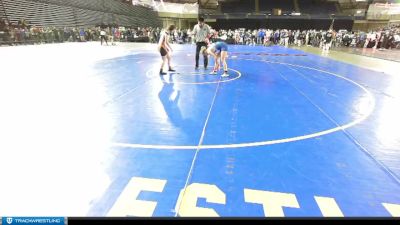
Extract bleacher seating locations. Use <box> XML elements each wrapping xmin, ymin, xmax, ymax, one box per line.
<box><xmin>0</xmin><ymin>1</ymin><xmax>6</xmax><ymax>19</ymax></box>
<box><xmin>221</xmin><ymin>0</ymin><xmax>255</xmax><ymax>13</ymax></box>
<box><xmin>259</xmin><ymin>0</ymin><xmax>295</xmax><ymax>14</ymax></box>
<box><xmin>215</xmin><ymin>0</ymin><xmax>338</xmax><ymax>16</ymax></box>
<box><xmin>2</xmin><ymin>0</ymin><xmax>161</xmax><ymax>27</ymax></box>
<box><xmin>199</xmin><ymin>8</ymin><xmax>219</xmax><ymax>15</ymax></box>
<box><xmin>298</xmin><ymin>0</ymin><xmax>337</xmax><ymax>15</ymax></box>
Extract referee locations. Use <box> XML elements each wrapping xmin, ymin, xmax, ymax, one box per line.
<box><xmin>192</xmin><ymin>17</ymin><xmax>211</xmax><ymax>70</ymax></box>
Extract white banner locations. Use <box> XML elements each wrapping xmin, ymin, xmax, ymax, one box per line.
<box><xmin>367</xmin><ymin>3</ymin><xmax>400</xmax><ymax>20</ymax></box>
<box><xmin>152</xmin><ymin>1</ymin><xmax>198</xmax><ymax>14</ymax></box>
<box><xmin>132</xmin><ymin>0</ymin><xmax>153</xmax><ymax>7</ymax></box>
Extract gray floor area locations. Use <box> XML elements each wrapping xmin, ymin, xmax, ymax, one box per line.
<box><xmin>294</xmin><ymin>45</ymin><xmax>400</xmax><ymax>76</ymax></box>
<box><xmin>332</xmin><ymin>46</ymin><xmax>400</xmax><ymax>63</ymax></box>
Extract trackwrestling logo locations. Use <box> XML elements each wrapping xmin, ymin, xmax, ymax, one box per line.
<box><xmin>1</xmin><ymin>217</ymin><xmax>64</xmax><ymax>225</ymax></box>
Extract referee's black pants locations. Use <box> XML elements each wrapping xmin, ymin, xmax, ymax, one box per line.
<box><xmin>195</xmin><ymin>41</ymin><xmax>208</xmax><ymax>68</ymax></box>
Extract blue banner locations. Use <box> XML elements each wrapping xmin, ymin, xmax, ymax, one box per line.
<box><xmin>1</xmin><ymin>218</ymin><xmax>65</xmax><ymax>225</ymax></box>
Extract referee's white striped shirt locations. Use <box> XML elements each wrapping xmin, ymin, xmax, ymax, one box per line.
<box><xmin>192</xmin><ymin>24</ymin><xmax>210</xmax><ymax>43</ymax></box>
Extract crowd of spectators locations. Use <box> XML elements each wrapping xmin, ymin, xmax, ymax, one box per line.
<box><xmin>0</xmin><ymin>18</ymin><xmax>161</xmax><ymax>45</ymax></box>
<box><xmin>205</xmin><ymin>24</ymin><xmax>400</xmax><ymax>50</ymax></box>
<box><xmin>1</xmin><ymin>17</ymin><xmax>399</xmax><ymax>50</ymax></box>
